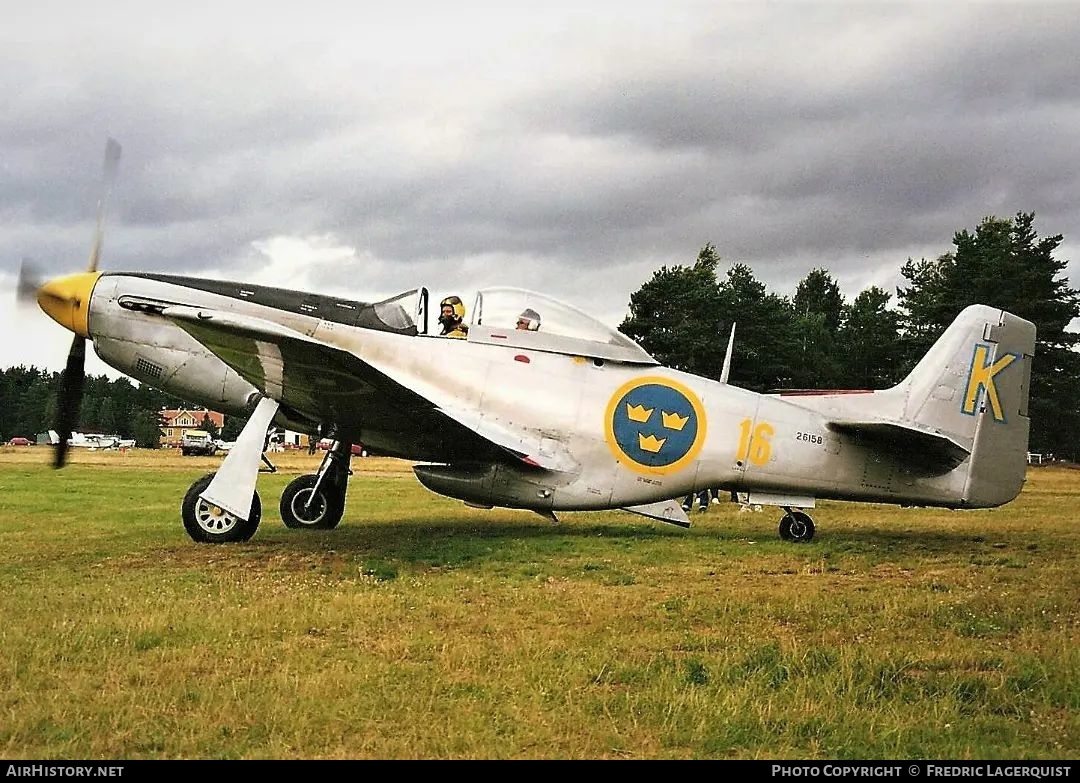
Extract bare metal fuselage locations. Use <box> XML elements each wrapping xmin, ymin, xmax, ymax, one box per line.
<box><xmin>82</xmin><ymin>273</ymin><xmax>1031</xmax><ymax>515</ymax></box>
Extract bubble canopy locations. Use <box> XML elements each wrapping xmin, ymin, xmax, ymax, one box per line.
<box><xmin>468</xmin><ymin>287</ymin><xmax>657</xmax><ymax>364</ymax></box>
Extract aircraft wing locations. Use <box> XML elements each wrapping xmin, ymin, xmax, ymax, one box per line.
<box><xmin>159</xmin><ymin>305</ymin><xmax>575</xmax><ymax>470</ymax></box>
<box><xmin>825</xmin><ymin>418</ymin><xmax>970</xmax><ymax>472</ymax></box>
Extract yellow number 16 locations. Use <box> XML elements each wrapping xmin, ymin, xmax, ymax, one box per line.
<box><xmin>737</xmin><ymin>419</ymin><xmax>774</xmax><ymax>466</ymax></box>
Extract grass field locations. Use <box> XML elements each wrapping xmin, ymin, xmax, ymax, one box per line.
<box><xmin>0</xmin><ymin>446</ymin><xmax>1076</xmax><ymax>759</ymax></box>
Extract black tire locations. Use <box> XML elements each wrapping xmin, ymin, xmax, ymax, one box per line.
<box><xmin>778</xmin><ymin>510</ymin><xmax>815</xmax><ymax>543</ymax></box>
<box><xmin>182</xmin><ymin>471</ymin><xmax>261</xmax><ymax>543</ymax></box>
<box><xmin>279</xmin><ymin>474</ymin><xmax>344</xmax><ymax>530</ymax></box>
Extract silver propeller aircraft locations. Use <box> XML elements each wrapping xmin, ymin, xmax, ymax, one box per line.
<box><xmin>21</xmin><ymin>141</ymin><xmax>1037</xmax><ymax>544</ymax></box>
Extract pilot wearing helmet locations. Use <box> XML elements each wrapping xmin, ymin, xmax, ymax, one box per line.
<box><xmin>438</xmin><ymin>295</ymin><xmax>469</xmax><ymax>338</ymax></box>
<box><xmin>516</xmin><ymin>308</ymin><xmax>541</xmax><ymax>332</ymax></box>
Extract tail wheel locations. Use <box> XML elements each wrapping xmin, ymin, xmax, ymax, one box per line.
<box><xmin>778</xmin><ymin>510</ymin><xmax>815</xmax><ymax>543</ymax></box>
<box><xmin>280</xmin><ymin>474</ymin><xmax>344</xmax><ymax>530</ymax></box>
<box><xmin>182</xmin><ymin>472</ymin><xmax>261</xmax><ymax>543</ymax></box>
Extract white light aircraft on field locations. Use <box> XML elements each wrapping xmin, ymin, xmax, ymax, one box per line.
<box><xmin>20</xmin><ymin>141</ymin><xmax>1036</xmax><ymax>544</ymax></box>
<box><xmin>45</xmin><ymin>430</ymin><xmax>135</xmax><ymax>450</ymax></box>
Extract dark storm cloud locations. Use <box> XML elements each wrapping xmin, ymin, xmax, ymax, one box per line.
<box><xmin>523</xmin><ymin>5</ymin><xmax>1080</xmax><ymax>151</ymax></box>
<box><xmin>508</xmin><ymin>5</ymin><xmax>1080</xmax><ymax>264</ymax></box>
<box><xmin>2</xmin><ymin>2</ymin><xmax>1079</xmax><ymax>375</ymax></box>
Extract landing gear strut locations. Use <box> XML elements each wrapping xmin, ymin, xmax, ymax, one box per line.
<box><xmin>279</xmin><ymin>440</ymin><xmax>353</xmax><ymax>530</ymax></box>
<box><xmin>778</xmin><ymin>508</ymin><xmax>815</xmax><ymax>543</ymax></box>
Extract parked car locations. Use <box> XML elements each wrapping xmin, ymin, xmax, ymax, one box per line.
<box><xmin>180</xmin><ymin>430</ymin><xmax>218</xmax><ymax>456</ymax></box>
<box><xmin>7</xmin><ymin>437</ymin><xmax>31</xmax><ymax>446</ymax></box>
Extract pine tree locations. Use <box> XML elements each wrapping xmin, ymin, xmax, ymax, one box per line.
<box><xmin>200</xmin><ymin>413</ymin><xmax>220</xmax><ymax>440</ymax></box>
<box><xmin>789</xmin><ymin>268</ymin><xmax>845</xmax><ymax>388</ymax></box>
<box><xmin>620</xmin><ymin>244</ymin><xmax>725</xmax><ymax>376</ymax></box>
<box><xmin>717</xmin><ymin>263</ymin><xmax>798</xmax><ymax>391</ymax></box>
<box><xmin>836</xmin><ymin>287</ymin><xmax>902</xmax><ymax>389</ymax></box>
<box><xmin>897</xmin><ymin>212</ymin><xmax>1080</xmax><ymax>458</ymax></box>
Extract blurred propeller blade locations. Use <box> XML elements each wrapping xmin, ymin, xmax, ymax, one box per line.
<box><xmin>86</xmin><ymin>137</ymin><xmax>122</xmax><ymax>273</ymax></box>
<box><xmin>30</xmin><ymin>138</ymin><xmax>121</xmax><ymax>467</ymax></box>
<box><xmin>16</xmin><ymin>258</ymin><xmax>43</xmax><ymax>307</ymax></box>
<box><xmin>53</xmin><ymin>335</ymin><xmax>86</xmax><ymax>468</ymax></box>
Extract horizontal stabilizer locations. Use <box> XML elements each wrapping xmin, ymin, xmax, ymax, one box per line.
<box><xmin>622</xmin><ymin>498</ymin><xmax>691</xmax><ymax>528</ymax></box>
<box><xmin>826</xmin><ymin>419</ymin><xmax>970</xmax><ymax>472</ymax></box>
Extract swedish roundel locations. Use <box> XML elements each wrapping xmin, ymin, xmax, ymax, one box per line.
<box><xmin>605</xmin><ymin>377</ymin><xmax>707</xmax><ymax>475</ymax></box>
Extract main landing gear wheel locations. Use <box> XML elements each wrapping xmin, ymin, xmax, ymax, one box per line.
<box><xmin>280</xmin><ymin>474</ymin><xmax>344</xmax><ymax>530</ymax></box>
<box><xmin>778</xmin><ymin>510</ymin><xmax>815</xmax><ymax>543</ymax></box>
<box><xmin>182</xmin><ymin>472</ymin><xmax>262</xmax><ymax>543</ymax></box>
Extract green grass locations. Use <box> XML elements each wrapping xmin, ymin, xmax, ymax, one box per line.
<box><xmin>0</xmin><ymin>451</ymin><xmax>1077</xmax><ymax>758</ymax></box>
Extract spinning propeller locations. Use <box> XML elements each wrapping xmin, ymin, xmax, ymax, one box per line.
<box><xmin>17</xmin><ymin>139</ymin><xmax>121</xmax><ymax>467</ymax></box>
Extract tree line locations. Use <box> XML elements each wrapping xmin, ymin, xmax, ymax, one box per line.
<box><xmin>0</xmin><ymin>368</ymin><xmax>244</xmax><ymax>448</ymax></box>
<box><xmin>621</xmin><ymin>212</ymin><xmax>1080</xmax><ymax>460</ymax></box>
<box><xmin>0</xmin><ymin>368</ymin><xmax>173</xmax><ymax>447</ymax></box>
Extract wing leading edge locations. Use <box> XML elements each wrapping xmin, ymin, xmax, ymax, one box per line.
<box><xmin>159</xmin><ymin>306</ymin><xmax>574</xmax><ymax>471</ymax></box>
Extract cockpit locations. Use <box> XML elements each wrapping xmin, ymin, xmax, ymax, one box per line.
<box><xmin>468</xmin><ymin>287</ymin><xmax>655</xmax><ymax>363</ymax></box>
<box><xmin>369</xmin><ymin>286</ymin><xmax>656</xmax><ymax>364</ymax></box>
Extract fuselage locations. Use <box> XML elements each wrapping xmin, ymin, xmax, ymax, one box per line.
<box><xmin>66</xmin><ymin>271</ymin><xmax>983</xmax><ymax>514</ymax></box>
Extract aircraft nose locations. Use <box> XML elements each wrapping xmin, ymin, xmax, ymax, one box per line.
<box><xmin>36</xmin><ymin>272</ymin><xmax>101</xmax><ymax>338</ymax></box>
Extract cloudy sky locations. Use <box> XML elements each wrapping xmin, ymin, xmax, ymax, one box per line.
<box><xmin>3</xmin><ymin>1</ymin><xmax>1079</xmax><ymax>375</ymax></box>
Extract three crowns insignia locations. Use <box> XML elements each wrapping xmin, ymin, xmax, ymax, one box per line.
<box><xmin>624</xmin><ymin>400</ymin><xmax>691</xmax><ymax>453</ymax></box>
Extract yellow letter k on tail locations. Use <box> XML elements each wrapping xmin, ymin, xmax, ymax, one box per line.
<box><xmin>962</xmin><ymin>344</ymin><xmax>1019</xmax><ymax>422</ymax></box>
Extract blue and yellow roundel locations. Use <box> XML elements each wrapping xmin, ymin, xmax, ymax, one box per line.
<box><xmin>604</xmin><ymin>376</ymin><xmax>707</xmax><ymax>475</ymax></box>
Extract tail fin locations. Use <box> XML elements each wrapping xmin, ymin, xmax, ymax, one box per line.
<box><xmin>895</xmin><ymin>305</ymin><xmax>1035</xmax><ymax>507</ymax></box>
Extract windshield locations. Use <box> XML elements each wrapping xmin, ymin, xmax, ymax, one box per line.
<box><xmin>356</xmin><ymin>288</ymin><xmax>425</xmax><ymax>334</ymax></box>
